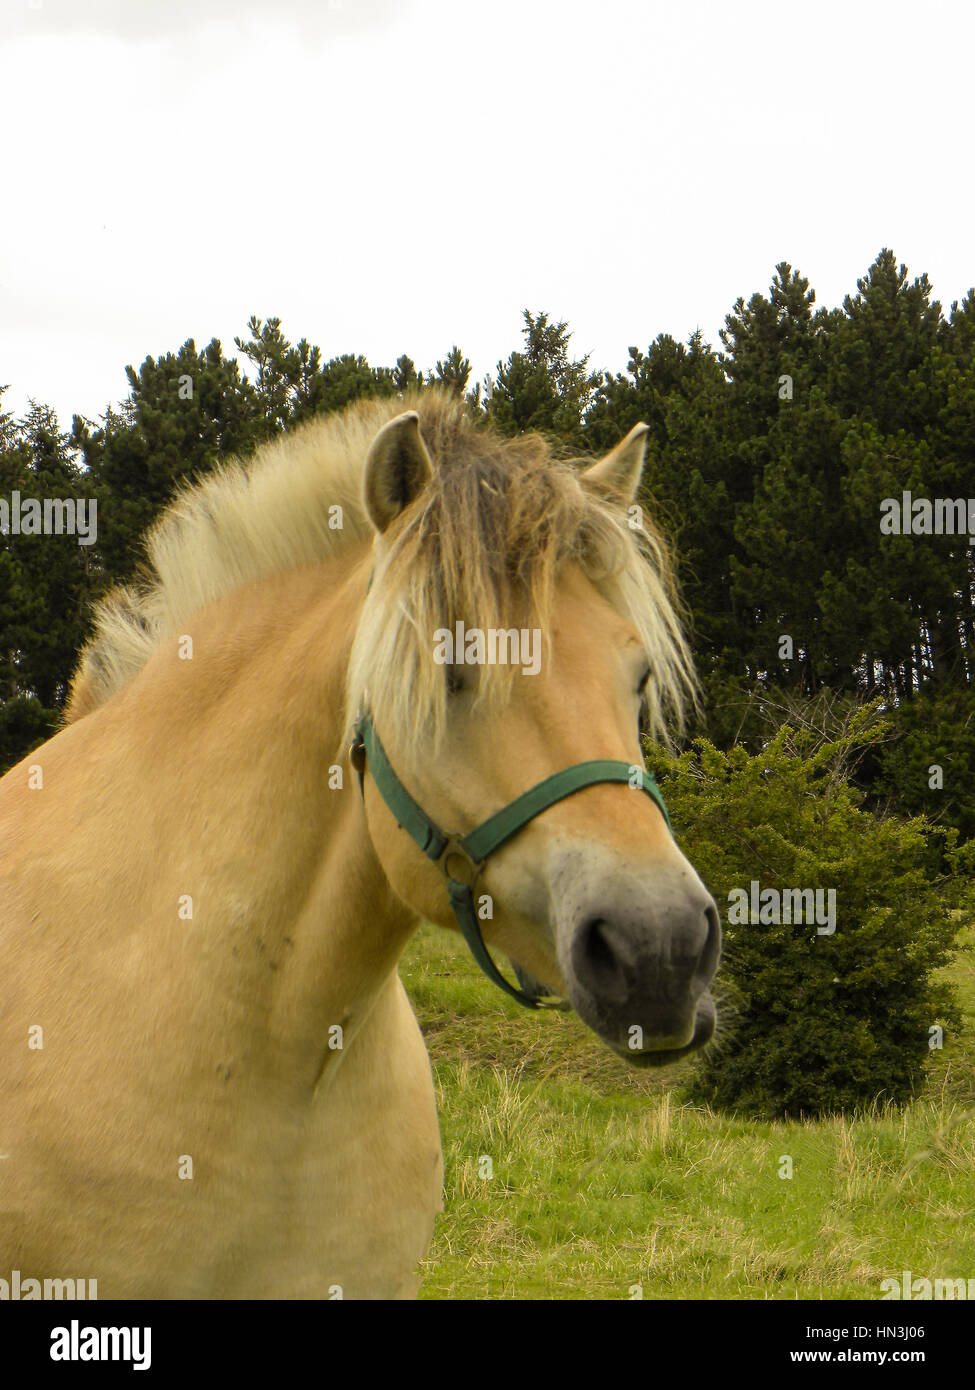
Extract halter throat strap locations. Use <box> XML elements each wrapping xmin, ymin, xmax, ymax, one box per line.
<box><xmin>351</xmin><ymin>715</ymin><xmax>672</xmax><ymax>1009</ymax></box>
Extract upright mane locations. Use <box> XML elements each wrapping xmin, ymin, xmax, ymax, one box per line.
<box><xmin>67</xmin><ymin>388</ymin><xmax>697</xmax><ymax>743</ymax></box>
<box><xmin>65</xmin><ymin>393</ymin><xmax>409</xmax><ymax>720</ymax></box>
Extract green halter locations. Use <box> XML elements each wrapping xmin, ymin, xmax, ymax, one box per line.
<box><xmin>350</xmin><ymin>715</ymin><xmax>673</xmax><ymax>1009</ymax></box>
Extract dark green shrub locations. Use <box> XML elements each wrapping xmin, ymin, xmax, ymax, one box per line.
<box><xmin>648</xmin><ymin>705</ymin><xmax>973</xmax><ymax>1118</ymax></box>
<box><xmin>873</xmin><ymin>686</ymin><xmax>975</xmax><ymax>847</ymax></box>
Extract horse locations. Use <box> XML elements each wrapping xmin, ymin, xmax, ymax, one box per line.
<box><xmin>0</xmin><ymin>389</ymin><xmax>720</xmax><ymax>1298</ymax></box>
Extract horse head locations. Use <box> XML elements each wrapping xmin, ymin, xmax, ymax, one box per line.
<box><xmin>348</xmin><ymin>403</ymin><xmax>720</xmax><ymax>1065</ymax></box>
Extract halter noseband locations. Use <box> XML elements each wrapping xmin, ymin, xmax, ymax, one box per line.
<box><xmin>349</xmin><ymin>715</ymin><xmax>673</xmax><ymax>1009</ymax></box>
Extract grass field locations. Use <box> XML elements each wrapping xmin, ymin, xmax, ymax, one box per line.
<box><xmin>403</xmin><ymin>921</ymin><xmax>975</xmax><ymax>1300</ymax></box>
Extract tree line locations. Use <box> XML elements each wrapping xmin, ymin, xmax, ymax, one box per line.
<box><xmin>2</xmin><ymin>248</ymin><xmax>973</xmax><ymax>848</ymax></box>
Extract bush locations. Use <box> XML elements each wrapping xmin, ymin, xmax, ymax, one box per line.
<box><xmin>872</xmin><ymin>685</ymin><xmax>975</xmax><ymax>848</ymax></box>
<box><xmin>647</xmin><ymin>703</ymin><xmax>973</xmax><ymax>1118</ymax></box>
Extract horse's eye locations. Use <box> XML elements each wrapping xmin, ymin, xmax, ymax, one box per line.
<box><xmin>446</xmin><ymin>667</ymin><xmax>465</xmax><ymax>696</ymax></box>
<box><xmin>637</xmin><ymin>669</ymin><xmax>651</xmax><ymax>738</ymax></box>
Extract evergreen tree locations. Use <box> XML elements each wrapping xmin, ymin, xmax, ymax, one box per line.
<box><xmin>392</xmin><ymin>354</ymin><xmax>423</xmax><ymax>393</ymax></box>
<box><xmin>486</xmin><ymin>310</ymin><xmax>600</xmax><ymax>447</ymax></box>
<box><xmin>650</xmin><ymin>705</ymin><xmax>971</xmax><ymax>1117</ymax></box>
<box><xmin>720</xmin><ymin>262</ymin><xmax>822</xmax><ymax>431</ymax></box>
<box><xmin>822</xmin><ymin>250</ymin><xmax>942</xmax><ymax>435</ymax></box>
<box><xmin>0</xmin><ymin>398</ymin><xmax>92</xmax><ymax>761</ymax></box>
<box><xmin>430</xmin><ymin>345</ymin><xmax>472</xmax><ymax>396</ymax></box>
<box><xmin>72</xmin><ymin>337</ymin><xmax>263</xmax><ymax>583</ymax></box>
<box><xmin>314</xmin><ymin>352</ymin><xmax>396</xmax><ymax>413</ymax></box>
<box><xmin>584</xmin><ymin>333</ymin><xmax>741</xmax><ymax>686</ymax></box>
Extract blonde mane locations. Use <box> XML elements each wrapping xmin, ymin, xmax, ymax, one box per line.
<box><xmin>67</xmin><ymin>388</ymin><xmax>697</xmax><ymax>745</ymax></box>
<box><xmin>66</xmin><ymin>394</ymin><xmax>408</xmax><ymax>719</ymax></box>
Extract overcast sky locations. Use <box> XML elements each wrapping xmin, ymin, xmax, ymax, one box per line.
<box><xmin>1</xmin><ymin>0</ymin><xmax>972</xmax><ymax>429</ymax></box>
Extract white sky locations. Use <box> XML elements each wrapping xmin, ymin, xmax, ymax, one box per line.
<box><xmin>1</xmin><ymin>0</ymin><xmax>972</xmax><ymax>428</ymax></box>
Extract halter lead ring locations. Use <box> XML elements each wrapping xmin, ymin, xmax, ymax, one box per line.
<box><xmin>350</xmin><ymin>715</ymin><xmax>673</xmax><ymax>1009</ymax></box>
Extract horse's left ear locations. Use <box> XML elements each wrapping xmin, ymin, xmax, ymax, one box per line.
<box><xmin>364</xmin><ymin>410</ymin><xmax>434</xmax><ymax>533</ymax></box>
<box><xmin>580</xmin><ymin>422</ymin><xmax>650</xmax><ymax>505</ymax></box>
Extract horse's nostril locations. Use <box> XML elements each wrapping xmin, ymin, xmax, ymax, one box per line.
<box><xmin>576</xmin><ymin>918</ymin><xmax>627</xmax><ymax>994</ymax></box>
<box><xmin>695</xmin><ymin>903</ymin><xmax>722</xmax><ymax>988</ymax></box>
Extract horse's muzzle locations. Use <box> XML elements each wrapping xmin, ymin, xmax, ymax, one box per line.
<box><xmin>556</xmin><ymin>871</ymin><xmax>721</xmax><ymax>1064</ymax></box>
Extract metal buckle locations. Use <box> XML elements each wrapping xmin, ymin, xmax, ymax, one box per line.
<box><xmin>439</xmin><ymin>836</ymin><xmax>484</xmax><ymax>889</ymax></box>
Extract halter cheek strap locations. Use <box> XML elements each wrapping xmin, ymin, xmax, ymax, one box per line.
<box><xmin>350</xmin><ymin>715</ymin><xmax>673</xmax><ymax>1009</ymax></box>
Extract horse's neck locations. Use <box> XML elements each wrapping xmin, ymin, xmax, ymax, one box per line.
<box><xmin>57</xmin><ymin>555</ymin><xmax>415</xmax><ymax>1085</ymax></box>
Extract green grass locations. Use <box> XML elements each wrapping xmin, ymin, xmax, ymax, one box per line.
<box><xmin>402</xmin><ymin>922</ymin><xmax>975</xmax><ymax>1300</ymax></box>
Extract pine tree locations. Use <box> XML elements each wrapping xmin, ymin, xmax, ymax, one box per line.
<box><xmin>430</xmin><ymin>345</ymin><xmax>472</xmax><ymax>396</ymax></box>
<box><xmin>234</xmin><ymin>316</ymin><xmax>324</xmax><ymax>435</ymax></box>
<box><xmin>392</xmin><ymin>354</ymin><xmax>423</xmax><ymax>393</ymax></box>
<box><xmin>72</xmin><ymin>337</ymin><xmax>263</xmax><ymax>583</ymax></box>
<box><xmin>0</xmin><ymin>398</ymin><xmax>93</xmax><ymax>764</ymax></box>
<box><xmin>313</xmin><ymin>353</ymin><xmax>397</xmax><ymax>414</ymax></box>
<box><xmin>485</xmin><ymin>310</ymin><xmax>600</xmax><ymax>447</ymax></box>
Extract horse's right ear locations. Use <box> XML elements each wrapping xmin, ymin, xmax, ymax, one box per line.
<box><xmin>364</xmin><ymin>411</ymin><xmax>434</xmax><ymax>534</ymax></box>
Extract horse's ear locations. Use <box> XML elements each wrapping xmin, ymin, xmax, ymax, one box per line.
<box><xmin>364</xmin><ymin>411</ymin><xmax>434</xmax><ymax>533</ymax></box>
<box><xmin>580</xmin><ymin>422</ymin><xmax>650</xmax><ymax>505</ymax></box>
